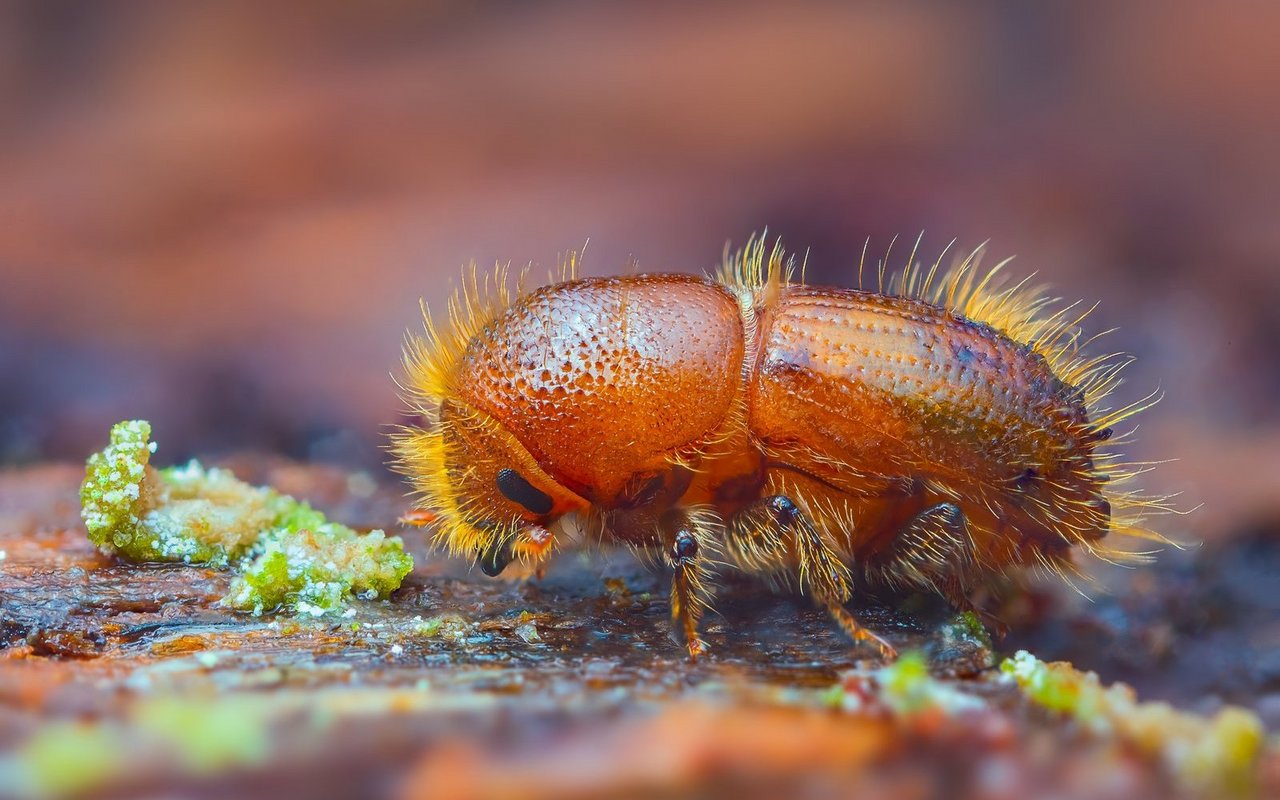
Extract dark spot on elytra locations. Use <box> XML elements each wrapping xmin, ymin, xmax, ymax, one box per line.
<box><xmin>1015</xmin><ymin>468</ymin><xmax>1040</xmax><ymax>491</ymax></box>
<box><xmin>1087</xmin><ymin>426</ymin><xmax>1114</xmax><ymax>443</ymax></box>
<box><xmin>1092</xmin><ymin>498</ymin><xmax>1112</xmax><ymax>520</ymax></box>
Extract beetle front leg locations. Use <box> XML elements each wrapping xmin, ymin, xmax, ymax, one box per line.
<box><xmin>659</xmin><ymin>507</ymin><xmax>719</xmax><ymax>660</ymax></box>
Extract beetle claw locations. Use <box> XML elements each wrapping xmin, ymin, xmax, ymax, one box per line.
<box><xmin>686</xmin><ymin>637</ymin><xmax>709</xmax><ymax>661</ymax></box>
<box><xmin>476</xmin><ymin>540</ymin><xmax>514</xmax><ymax>577</ymax></box>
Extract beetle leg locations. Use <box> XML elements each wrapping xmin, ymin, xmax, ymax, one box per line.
<box><xmin>729</xmin><ymin>495</ymin><xmax>897</xmax><ymax>660</ymax></box>
<box><xmin>398</xmin><ymin>508</ymin><xmax>439</xmax><ymax>527</ymax></box>
<box><xmin>659</xmin><ymin>507</ymin><xmax>719</xmax><ymax>660</ymax></box>
<box><xmin>865</xmin><ymin>502</ymin><xmax>973</xmax><ymax>593</ymax></box>
<box><xmin>865</xmin><ymin>502</ymin><xmax>1005</xmax><ymax>638</ymax></box>
<box><xmin>723</xmin><ymin>497</ymin><xmax>791</xmax><ymax>576</ymax></box>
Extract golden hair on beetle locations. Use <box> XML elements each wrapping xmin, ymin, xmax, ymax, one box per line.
<box><xmin>391</xmin><ymin>236</ymin><xmax>1177</xmax><ymax>659</ymax></box>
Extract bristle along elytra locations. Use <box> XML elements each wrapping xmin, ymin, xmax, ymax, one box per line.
<box><xmin>717</xmin><ymin>233</ymin><xmax>793</xmax><ymax>300</ymax></box>
<box><xmin>716</xmin><ymin>234</ymin><xmax>1178</xmax><ymax>562</ymax></box>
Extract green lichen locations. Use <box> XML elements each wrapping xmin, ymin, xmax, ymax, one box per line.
<box><xmin>10</xmin><ymin>721</ymin><xmax>125</xmax><ymax>798</ymax></box>
<box><xmin>410</xmin><ymin>615</ymin><xmax>444</xmax><ymax>637</ymax></box>
<box><xmin>1000</xmin><ymin>650</ymin><xmax>1265</xmax><ymax>793</ymax></box>
<box><xmin>412</xmin><ymin>614</ymin><xmax>472</xmax><ymax>643</ymax></box>
<box><xmin>878</xmin><ymin>651</ymin><xmax>932</xmax><ymax>714</ymax></box>
<box><xmin>925</xmin><ymin>611</ymin><xmax>996</xmax><ymax>675</ymax></box>
<box><xmin>816</xmin><ymin>682</ymin><xmax>847</xmax><ymax>709</ymax></box>
<box><xmin>2</xmin><ymin>695</ymin><xmax>276</xmax><ymax>797</ymax></box>
<box><xmin>80</xmin><ymin>420</ymin><xmax>279</xmax><ymax>565</ymax></box>
<box><xmin>225</xmin><ymin>522</ymin><xmax>413</xmax><ymax>616</ymax></box>
<box><xmin>876</xmin><ymin>651</ymin><xmax>985</xmax><ymax>716</ymax></box>
<box><xmin>80</xmin><ymin>420</ymin><xmax>413</xmax><ymax>616</ymax></box>
<box><xmin>80</xmin><ymin>419</ymin><xmax>152</xmax><ymax>544</ymax></box>
<box><xmin>514</xmin><ymin>610</ymin><xmax>541</xmax><ymax>643</ymax></box>
<box><xmin>1000</xmin><ymin>650</ymin><xmax>1090</xmax><ymax>716</ymax></box>
<box><xmin>832</xmin><ymin>651</ymin><xmax>986</xmax><ymax>718</ymax></box>
<box><xmin>134</xmin><ymin>696</ymin><xmax>271</xmax><ymax>775</ymax></box>
<box><xmin>949</xmin><ymin>611</ymin><xmax>991</xmax><ymax>646</ymax></box>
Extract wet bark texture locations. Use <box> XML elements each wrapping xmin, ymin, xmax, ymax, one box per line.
<box><xmin>2</xmin><ymin>462</ymin><xmax>1276</xmax><ymax>799</ymax></box>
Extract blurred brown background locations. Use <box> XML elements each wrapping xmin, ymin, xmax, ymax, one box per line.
<box><xmin>2</xmin><ymin>0</ymin><xmax>1278</xmax><ymax>542</ymax></box>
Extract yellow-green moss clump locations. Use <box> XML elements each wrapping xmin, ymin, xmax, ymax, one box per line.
<box><xmin>80</xmin><ymin>420</ymin><xmax>413</xmax><ymax>615</ymax></box>
<box><xmin>1000</xmin><ymin>650</ymin><xmax>1265</xmax><ymax>793</ymax></box>
<box><xmin>81</xmin><ymin>420</ymin><xmax>278</xmax><ymax>565</ymax></box>
<box><xmin>226</xmin><ymin>522</ymin><xmax>413</xmax><ymax>616</ymax></box>
<box><xmin>833</xmin><ymin>650</ymin><xmax>985</xmax><ymax>717</ymax></box>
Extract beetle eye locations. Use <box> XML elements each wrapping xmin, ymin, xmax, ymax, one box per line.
<box><xmin>495</xmin><ymin>468</ymin><xmax>553</xmax><ymax>515</ymax></box>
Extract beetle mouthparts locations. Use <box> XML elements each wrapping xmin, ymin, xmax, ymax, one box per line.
<box><xmin>477</xmin><ymin>539</ymin><xmax>514</xmax><ymax>577</ymax></box>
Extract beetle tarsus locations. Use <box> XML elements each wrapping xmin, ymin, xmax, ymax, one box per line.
<box><xmin>824</xmin><ymin>601</ymin><xmax>899</xmax><ymax>660</ymax></box>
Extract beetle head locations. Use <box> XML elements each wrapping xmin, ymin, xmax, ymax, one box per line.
<box><xmin>396</xmin><ymin>398</ymin><xmax>576</xmax><ymax>576</ymax></box>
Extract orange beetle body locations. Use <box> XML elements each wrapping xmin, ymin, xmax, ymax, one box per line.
<box><xmin>393</xmin><ymin>241</ymin><xmax>1166</xmax><ymax>658</ymax></box>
